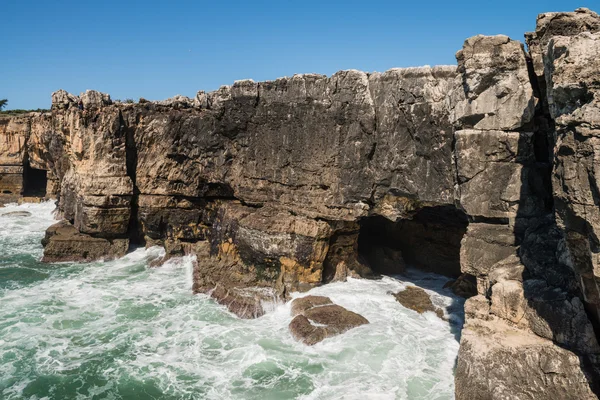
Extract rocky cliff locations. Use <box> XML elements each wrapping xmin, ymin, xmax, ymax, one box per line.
<box><xmin>2</xmin><ymin>7</ymin><xmax>600</xmax><ymax>399</ymax></box>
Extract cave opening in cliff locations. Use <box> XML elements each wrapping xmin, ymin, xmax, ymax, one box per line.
<box><xmin>22</xmin><ymin>160</ymin><xmax>47</xmax><ymax>197</ymax></box>
<box><xmin>357</xmin><ymin>205</ymin><xmax>469</xmax><ymax>277</ymax></box>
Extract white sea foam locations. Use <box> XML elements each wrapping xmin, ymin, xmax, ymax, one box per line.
<box><xmin>0</xmin><ymin>202</ymin><xmax>464</xmax><ymax>399</ymax></box>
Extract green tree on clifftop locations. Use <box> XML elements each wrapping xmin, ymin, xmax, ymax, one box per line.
<box><xmin>0</xmin><ymin>99</ymin><xmax>7</xmax><ymax>111</ymax></box>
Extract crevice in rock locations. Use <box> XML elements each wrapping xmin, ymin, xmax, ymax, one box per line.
<box><xmin>22</xmin><ymin>154</ymin><xmax>47</xmax><ymax>197</ymax></box>
<box><xmin>122</xmin><ymin>111</ymin><xmax>143</xmax><ymax>246</ymax></box>
<box><xmin>516</xmin><ymin>40</ymin><xmax>600</xmax><ymax>397</ymax></box>
<box><xmin>468</xmin><ymin>215</ymin><xmax>510</xmax><ymax>225</ymax></box>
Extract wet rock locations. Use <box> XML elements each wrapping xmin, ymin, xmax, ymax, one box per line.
<box><xmin>444</xmin><ymin>273</ymin><xmax>477</xmax><ymax>298</ymax></box>
<box><xmin>289</xmin><ymin>295</ymin><xmax>368</xmax><ymax>345</ymax></box>
<box><xmin>18</xmin><ymin>197</ymin><xmax>45</xmax><ymax>204</ymax></box>
<box><xmin>191</xmin><ymin>239</ymin><xmax>281</xmax><ymax>319</ymax></box>
<box><xmin>209</xmin><ymin>284</ymin><xmax>277</xmax><ymax>319</ymax></box>
<box><xmin>290</xmin><ymin>295</ymin><xmax>333</xmax><ymax>316</ymax></box>
<box><xmin>41</xmin><ymin>220</ymin><xmax>129</xmax><ymax>263</ymax></box>
<box><xmin>1</xmin><ymin>210</ymin><xmax>31</xmax><ymax>217</ymax></box>
<box><xmin>392</xmin><ymin>286</ymin><xmax>445</xmax><ymax>319</ymax></box>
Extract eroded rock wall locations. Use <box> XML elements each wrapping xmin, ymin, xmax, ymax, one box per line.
<box><xmin>0</xmin><ymin>113</ymin><xmax>59</xmax><ymax>202</ymax></box>
<box><xmin>3</xmin><ymin>7</ymin><xmax>600</xmax><ymax>399</ymax></box>
<box><xmin>455</xmin><ymin>8</ymin><xmax>600</xmax><ymax>399</ymax></box>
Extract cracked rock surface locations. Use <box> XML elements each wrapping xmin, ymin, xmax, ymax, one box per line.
<box><xmin>1</xmin><ymin>7</ymin><xmax>600</xmax><ymax>399</ymax></box>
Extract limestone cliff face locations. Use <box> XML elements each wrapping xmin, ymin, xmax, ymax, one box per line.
<box><xmin>454</xmin><ymin>9</ymin><xmax>600</xmax><ymax>399</ymax></box>
<box><xmin>2</xmin><ymin>7</ymin><xmax>600</xmax><ymax>399</ymax></box>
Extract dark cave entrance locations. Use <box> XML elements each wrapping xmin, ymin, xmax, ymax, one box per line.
<box><xmin>22</xmin><ymin>160</ymin><xmax>48</xmax><ymax>197</ymax></box>
<box><xmin>357</xmin><ymin>205</ymin><xmax>469</xmax><ymax>277</ymax></box>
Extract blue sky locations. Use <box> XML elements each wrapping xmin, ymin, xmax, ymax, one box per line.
<box><xmin>0</xmin><ymin>0</ymin><xmax>595</xmax><ymax>110</ymax></box>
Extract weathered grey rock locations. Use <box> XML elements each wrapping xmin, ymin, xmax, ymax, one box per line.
<box><xmin>543</xmin><ymin>29</ymin><xmax>600</xmax><ymax>329</ymax></box>
<box><xmin>156</xmin><ymin>95</ymin><xmax>194</xmax><ymax>108</ymax></box>
<box><xmin>544</xmin><ymin>32</ymin><xmax>600</xmax><ymax>126</ymax></box>
<box><xmin>460</xmin><ymin>223</ymin><xmax>518</xmax><ymax>292</ymax></box>
<box><xmin>453</xmin><ymin>35</ymin><xmax>535</xmax><ymax>131</ymax></box>
<box><xmin>488</xmin><ymin>254</ymin><xmax>525</xmax><ymax>286</ymax></box>
<box><xmin>80</xmin><ymin>90</ymin><xmax>111</xmax><ymax>109</ymax></box>
<box><xmin>0</xmin><ymin>8</ymin><xmax>599</xmax><ymax>398</ymax></box>
<box><xmin>523</xmin><ymin>279</ymin><xmax>600</xmax><ymax>354</ymax></box>
<box><xmin>288</xmin><ymin>295</ymin><xmax>369</xmax><ymax>345</ymax></box>
<box><xmin>51</xmin><ymin>89</ymin><xmax>78</xmax><ymax>110</ymax></box>
<box><xmin>456</xmin><ymin>319</ymin><xmax>598</xmax><ymax>400</ymax></box>
<box><xmin>55</xmin><ymin>106</ymin><xmax>133</xmax><ymax>241</ymax></box>
<box><xmin>490</xmin><ymin>279</ymin><xmax>528</xmax><ymax>327</ymax></box>
<box><xmin>454</xmin><ymin>129</ymin><xmax>546</xmax><ymax>219</ymax></box>
<box><xmin>526</xmin><ymin>8</ymin><xmax>600</xmax><ymax>78</ymax></box>
<box><xmin>0</xmin><ymin>113</ymin><xmax>58</xmax><ymax>203</ymax></box>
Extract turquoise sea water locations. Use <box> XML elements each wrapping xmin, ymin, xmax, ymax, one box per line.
<box><xmin>0</xmin><ymin>202</ymin><xmax>464</xmax><ymax>400</ymax></box>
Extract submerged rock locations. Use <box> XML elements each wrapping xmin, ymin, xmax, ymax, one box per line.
<box><xmin>289</xmin><ymin>295</ymin><xmax>369</xmax><ymax>345</ymax></box>
<box><xmin>443</xmin><ymin>273</ymin><xmax>477</xmax><ymax>298</ymax></box>
<box><xmin>393</xmin><ymin>286</ymin><xmax>445</xmax><ymax>319</ymax></box>
<box><xmin>1</xmin><ymin>211</ymin><xmax>32</xmax><ymax>217</ymax></box>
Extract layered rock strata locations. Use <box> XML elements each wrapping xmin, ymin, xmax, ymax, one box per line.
<box><xmin>2</xmin><ymin>7</ymin><xmax>600</xmax><ymax>398</ymax></box>
<box><xmin>0</xmin><ymin>113</ymin><xmax>58</xmax><ymax>203</ymax></box>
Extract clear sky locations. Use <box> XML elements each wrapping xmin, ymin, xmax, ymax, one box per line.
<box><xmin>0</xmin><ymin>0</ymin><xmax>595</xmax><ymax>110</ymax></box>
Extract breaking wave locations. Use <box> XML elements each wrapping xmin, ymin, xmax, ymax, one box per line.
<box><xmin>0</xmin><ymin>202</ymin><xmax>463</xmax><ymax>399</ymax></box>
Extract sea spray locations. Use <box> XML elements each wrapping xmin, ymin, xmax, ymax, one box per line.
<box><xmin>0</xmin><ymin>202</ymin><xmax>464</xmax><ymax>399</ymax></box>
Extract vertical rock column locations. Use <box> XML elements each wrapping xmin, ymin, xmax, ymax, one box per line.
<box><xmin>0</xmin><ymin>116</ymin><xmax>29</xmax><ymax>203</ymax></box>
<box><xmin>525</xmin><ymin>7</ymin><xmax>600</xmax><ymax>328</ymax></box>
<box><xmin>540</xmin><ymin>20</ymin><xmax>600</xmax><ymax>327</ymax></box>
<box><xmin>453</xmin><ymin>33</ymin><xmax>600</xmax><ymax>399</ymax></box>
<box><xmin>453</xmin><ymin>34</ymin><xmax>539</xmax><ymax>291</ymax></box>
<box><xmin>42</xmin><ymin>90</ymin><xmax>133</xmax><ymax>262</ymax></box>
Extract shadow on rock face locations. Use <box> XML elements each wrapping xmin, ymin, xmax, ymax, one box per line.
<box><xmin>357</xmin><ymin>205</ymin><xmax>469</xmax><ymax>278</ymax></box>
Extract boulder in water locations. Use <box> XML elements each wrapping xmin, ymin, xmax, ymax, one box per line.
<box><xmin>393</xmin><ymin>286</ymin><xmax>445</xmax><ymax>319</ymax></box>
<box><xmin>1</xmin><ymin>211</ymin><xmax>32</xmax><ymax>217</ymax></box>
<box><xmin>289</xmin><ymin>295</ymin><xmax>369</xmax><ymax>345</ymax></box>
